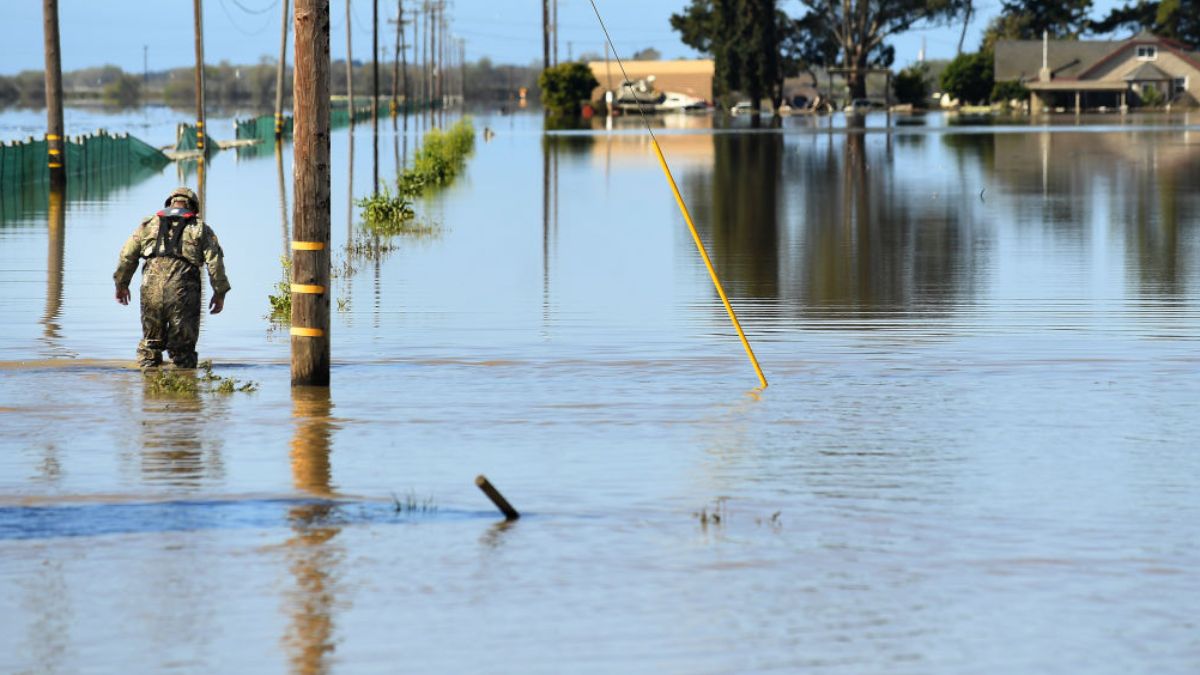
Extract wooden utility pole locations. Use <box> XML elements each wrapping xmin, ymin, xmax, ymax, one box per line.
<box><xmin>42</xmin><ymin>0</ymin><xmax>65</xmax><ymax>189</ymax></box>
<box><xmin>275</xmin><ymin>0</ymin><xmax>290</xmax><ymax>141</ymax></box>
<box><xmin>291</xmin><ymin>0</ymin><xmax>332</xmax><ymax>387</ymax></box>
<box><xmin>552</xmin><ymin>0</ymin><xmax>558</xmax><ymax>67</ymax></box>
<box><xmin>372</xmin><ymin>0</ymin><xmax>379</xmax><ymax>193</ymax></box>
<box><xmin>390</xmin><ymin>1</ymin><xmax>405</xmax><ymax>113</ymax></box>
<box><xmin>413</xmin><ymin>7</ymin><xmax>421</xmax><ymax>105</ymax></box>
<box><xmin>399</xmin><ymin>4</ymin><xmax>409</xmax><ymax>109</ymax></box>
<box><xmin>542</xmin><ymin>0</ymin><xmax>550</xmax><ymax>73</ymax></box>
<box><xmin>194</xmin><ymin>0</ymin><xmax>207</xmax><ymax>161</ymax></box>
<box><xmin>427</xmin><ymin>0</ymin><xmax>436</xmax><ymax>110</ymax></box>
<box><xmin>345</xmin><ymin>0</ymin><xmax>354</xmax><ymax>124</ymax></box>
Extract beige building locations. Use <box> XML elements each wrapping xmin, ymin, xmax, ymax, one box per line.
<box><xmin>995</xmin><ymin>32</ymin><xmax>1200</xmax><ymax>113</ymax></box>
<box><xmin>586</xmin><ymin>59</ymin><xmax>714</xmax><ymax>103</ymax></box>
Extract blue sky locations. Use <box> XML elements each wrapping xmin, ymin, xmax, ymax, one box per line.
<box><xmin>1</xmin><ymin>0</ymin><xmax>1126</xmax><ymax>76</ymax></box>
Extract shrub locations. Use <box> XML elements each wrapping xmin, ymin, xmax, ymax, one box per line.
<box><xmin>894</xmin><ymin>64</ymin><xmax>930</xmax><ymax>106</ymax></box>
<box><xmin>990</xmin><ymin>79</ymin><xmax>1029</xmax><ymax>103</ymax></box>
<box><xmin>940</xmin><ymin>51</ymin><xmax>995</xmax><ymax>106</ymax></box>
<box><xmin>537</xmin><ymin>62</ymin><xmax>599</xmax><ymax>116</ymax></box>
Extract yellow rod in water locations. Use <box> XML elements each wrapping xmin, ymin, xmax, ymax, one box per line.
<box><xmin>585</xmin><ymin>0</ymin><xmax>766</xmax><ymax>388</ymax></box>
<box><xmin>649</xmin><ymin>138</ymin><xmax>768</xmax><ymax>389</ymax></box>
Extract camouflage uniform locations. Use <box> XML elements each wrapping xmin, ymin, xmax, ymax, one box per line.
<box><xmin>114</xmin><ymin>187</ymin><xmax>231</xmax><ymax>368</ymax></box>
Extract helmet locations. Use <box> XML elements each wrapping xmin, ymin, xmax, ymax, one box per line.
<box><xmin>163</xmin><ymin>187</ymin><xmax>199</xmax><ymax>212</ymax></box>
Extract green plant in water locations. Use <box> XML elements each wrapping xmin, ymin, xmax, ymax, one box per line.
<box><xmin>144</xmin><ymin>360</ymin><xmax>258</xmax><ymax>396</ymax></box>
<box><xmin>694</xmin><ymin>497</ymin><xmax>729</xmax><ymax>528</ymax></box>
<box><xmin>392</xmin><ymin>490</ymin><xmax>437</xmax><ymax>514</ymax></box>
<box><xmin>357</xmin><ymin>185</ymin><xmax>415</xmax><ymax>233</ymax></box>
<box><xmin>267</xmin><ymin>256</ymin><xmax>291</xmax><ymax>324</ymax></box>
<box><xmin>395</xmin><ymin>117</ymin><xmax>475</xmax><ymax>199</ymax></box>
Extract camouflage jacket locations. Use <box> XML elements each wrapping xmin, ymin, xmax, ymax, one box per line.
<box><xmin>113</xmin><ymin>212</ymin><xmax>231</xmax><ymax>295</ymax></box>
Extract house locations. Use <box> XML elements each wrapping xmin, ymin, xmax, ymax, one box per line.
<box><xmin>995</xmin><ymin>31</ymin><xmax>1200</xmax><ymax>113</ymax></box>
<box><xmin>586</xmin><ymin>59</ymin><xmax>714</xmax><ymax>104</ymax></box>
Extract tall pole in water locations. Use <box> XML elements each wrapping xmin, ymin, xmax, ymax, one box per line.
<box><xmin>390</xmin><ymin>1</ymin><xmax>403</xmax><ymax>113</ymax></box>
<box><xmin>345</xmin><ymin>0</ymin><xmax>354</xmax><ymax>124</ymax></box>
<box><xmin>275</xmin><ymin>0</ymin><xmax>290</xmax><ymax>141</ymax></box>
<box><xmin>193</xmin><ymin>0</ymin><xmax>207</xmax><ymax>162</ymax></box>
<box><xmin>372</xmin><ymin>0</ymin><xmax>379</xmax><ymax>193</ymax></box>
<box><xmin>542</xmin><ymin>0</ymin><xmax>550</xmax><ymax>74</ymax></box>
<box><xmin>42</xmin><ymin>0</ymin><xmax>66</xmax><ymax>189</ymax></box>
<box><xmin>399</xmin><ymin>3</ymin><xmax>410</xmax><ymax>111</ymax></box>
<box><xmin>292</xmin><ymin>0</ymin><xmax>332</xmax><ymax>387</ymax></box>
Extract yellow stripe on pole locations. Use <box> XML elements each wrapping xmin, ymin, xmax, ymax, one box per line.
<box><xmin>650</xmin><ymin>138</ymin><xmax>768</xmax><ymax>389</ymax></box>
<box><xmin>291</xmin><ymin>241</ymin><xmax>325</xmax><ymax>251</ymax></box>
<box><xmin>291</xmin><ymin>284</ymin><xmax>325</xmax><ymax>294</ymax></box>
<box><xmin>48</xmin><ymin>162</ymin><xmax>63</xmax><ymax>168</ymax></box>
<box><xmin>46</xmin><ymin>134</ymin><xmax>61</xmax><ymax>141</ymax></box>
<box><xmin>48</xmin><ymin>149</ymin><xmax>61</xmax><ymax>155</ymax></box>
<box><xmin>290</xmin><ymin>326</ymin><xmax>325</xmax><ymax>337</ymax></box>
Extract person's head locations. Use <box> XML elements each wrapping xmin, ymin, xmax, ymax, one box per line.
<box><xmin>164</xmin><ymin>187</ymin><xmax>199</xmax><ymax>212</ymax></box>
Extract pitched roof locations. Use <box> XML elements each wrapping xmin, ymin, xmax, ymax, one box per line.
<box><xmin>1123</xmin><ymin>61</ymin><xmax>1173</xmax><ymax>81</ymax></box>
<box><xmin>994</xmin><ymin>39</ymin><xmax>1120</xmax><ymax>81</ymax></box>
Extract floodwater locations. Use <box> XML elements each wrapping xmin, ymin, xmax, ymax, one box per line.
<box><xmin>2</xmin><ymin>106</ymin><xmax>1199</xmax><ymax>673</ymax></box>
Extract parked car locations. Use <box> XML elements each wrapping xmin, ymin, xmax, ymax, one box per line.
<box><xmin>730</xmin><ymin>100</ymin><xmax>755</xmax><ymax>115</ymax></box>
<box><xmin>844</xmin><ymin>98</ymin><xmax>884</xmax><ymax>113</ymax></box>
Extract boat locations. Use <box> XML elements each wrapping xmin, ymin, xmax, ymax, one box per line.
<box><xmin>613</xmin><ymin>76</ymin><xmax>707</xmax><ymax>113</ymax></box>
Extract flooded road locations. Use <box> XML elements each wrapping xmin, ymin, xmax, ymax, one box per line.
<box><xmin>1</xmin><ymin>108</ymin><xmax>1199</xmax><ymax>673</ymax></box>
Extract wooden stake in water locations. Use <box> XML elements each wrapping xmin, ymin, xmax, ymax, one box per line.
<box><xmin>475</xmin><ymin>475</ymin><xmax>520</xmax><ymax>520</ymax></box>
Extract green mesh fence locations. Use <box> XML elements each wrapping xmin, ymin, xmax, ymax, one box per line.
<box><xmin>174</xmin><ymin>124</ymin><xmax>219</xmax><ymax>154</ymax></box>
<box><xmin>0</xmin><ymin>130</ymin><xmax>169</xmax><ymax>187</ymax></box>
<box><xmin>234</xmin><ymin>99</ymin><xmax>438</xmax><ymax>145</ymax></box>
<box><xmin>0</xmin><ymin>130</ymin><xmax>171</xmax><ymax>224</ymax></box>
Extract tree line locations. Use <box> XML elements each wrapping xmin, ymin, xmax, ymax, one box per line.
<box><xmin>0</xmin><ymin>57</ymin><xmax>542</xmax><ymax>110</ymax></box>
<box><xmin>670</xmin><ymin>0</ymin><xmax>1200</xmax><ymax>111</ymax></box>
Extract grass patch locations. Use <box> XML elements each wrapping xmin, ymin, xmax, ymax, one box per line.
<box><xmin>144</xmin><ymin>360</ymin><xmax>258</xmax><ymax>396</ymax></box>
<box><xmin>267</xmin><ymin>256</ymin><xmax>291</xmax><ymax>324</ymax></box>
<box><xmin>356</xmin><ymin>186</ymin><xmax>415</xmax><ymax>234</ymax></box>
<box><xmin>694</xmin><ymin>497</ymin><xmax>728</xmax><ymax>528</ymax></box>
<box><xmin>392</xmin><ymin>491</ymin><xmax>437</xmax><ymax>514</ymax></box>
<box><xmin>359</xmin><ymin>117</ymin><xmax>475</xmax><ymax>235</ymax></box>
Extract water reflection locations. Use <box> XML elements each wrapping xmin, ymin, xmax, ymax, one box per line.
<box><xmin>283</xmin><ymin>386</ymin><xmax>341</xmax><ymax>675</ymax></box>
<box><xmin>138</xmin><ymin>375</ymin><xmax>227</xmax><ymax>487</ymax></box>
<box><xmin>679</xmin><ymin>126</ymin><xmax>983</xmax><ymax>317</ymax></box>
<box><xmin>40</xmin><ymin>187</ymin><xmax>72</xmax><ymax>359</ymax></box>
<box><xmin>277</xmin><ymin>142</ymin><xmax>291</xmax><ymax>264</ymax></box>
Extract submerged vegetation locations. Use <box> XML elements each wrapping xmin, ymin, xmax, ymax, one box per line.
<box><xmin>392</xmin><ymin>491</ymin><xmax>438</xmax><ymax>514</ymax></box>
<box><xmin>267</xmin><ymin>256</ymin><xmax>292</xmax><ymax>325</ymax></box>
<box><xmin>143</xmin><ymin>360</ymin><xmax>258</xmax><ymax>395</ymax></box>
<box><xmin>358</xmin><ymin>117</ymin><xmax>475</xmax><ymax>233</ymax></box>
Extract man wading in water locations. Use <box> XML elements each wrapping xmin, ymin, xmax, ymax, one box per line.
<box><xmin>113</xmin><ymin>187</ymin><xmax>231</xmax><ymax>368</ymax></box>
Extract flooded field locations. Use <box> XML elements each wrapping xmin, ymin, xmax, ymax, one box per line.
<box><xmin>2</xmin><ymin>107</ymin><xmax>1199</xmax><ymax>673</ymax></box>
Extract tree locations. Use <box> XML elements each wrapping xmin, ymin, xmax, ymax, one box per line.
<box><xmin>630</xmin><ymin>47</ymin><xmax>662</xmax><ymax>60</ymax></box>
<box><xmin>670</xmin><ymin>0</ymin><xmax>785</xmax><ymax>111</ymax></box>
<box><xmin>894</xmin><ymin>63</ymin><xmax>931</xmax><ymax>105</ymax></box>
<box><xmin>103</xmin><ymin>73</ymin><xmax>142</xmax><ymax>107</ymax></box>
<box><xmin>537</xmin><ymin>61</ymin><xmax>599</xmax><ymax>116</ymax></box>
<box><xmin>1092</xmin><ymin>0</ymin><xmax>1200</xmax><ymax>46</ymax></box>
<box><xmin>996</xmin><ymin>0</ymin><xmax>1093</xmax><ymax>39</ymax></box>
<box><xmin>794</xmin><ymin>0</ymin><xmax>967</xmax><ymax>99</ymax></box>
<box><xmin>939</xmin><ymin>50</ymin><xmax>994</xmax><ymax>104</ymax></box>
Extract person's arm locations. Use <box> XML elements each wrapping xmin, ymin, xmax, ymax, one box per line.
<box><xmin>113</xmin><ymin>222</ymin><xmax>147</xmax><ymax>304</ymax></box>
<box><xmin>202</xmin><ymin>225</ymin><xmax>231</xmax><ymax>314</ymax></box>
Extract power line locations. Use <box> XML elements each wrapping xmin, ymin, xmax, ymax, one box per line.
<box><xmin>228</xmin><ymin>0</ymin><xmax>280</xmax><ymax>15</ymax></box>
<box><xmin>217</xmin><ymin>0</ymin><xmax>274</xmax><ymax>36</ymax></box>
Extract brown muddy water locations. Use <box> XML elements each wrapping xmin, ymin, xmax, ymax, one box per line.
<box><xmin>2</xmin><ymin>108</ymin><xmax>1199</xmax><ymax>673</ymax></box>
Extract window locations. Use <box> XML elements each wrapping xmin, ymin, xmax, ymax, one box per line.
<box><xmin>1136</xmin><ymin>45</ymin><xmax>1157</xmax><ymax>60</ymax></box>
<box><xmin>1176</xmin><ymin>77</ymin><xmax>1189</xmax><ymax>94</ymax></box>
